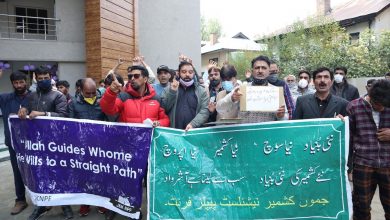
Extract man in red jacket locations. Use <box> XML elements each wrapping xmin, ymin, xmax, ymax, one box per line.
<box><xmin>100</xmin><ymin>65</ymin><xmax>169</xmax><ymax>127</ymax></box>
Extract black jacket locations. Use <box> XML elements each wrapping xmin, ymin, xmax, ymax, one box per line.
<box><xmin>68</xmin><ymin>92</ymin><xmax>106</xmax><ymax>120</ymax></box>
<box><xmin>25</xmin><ymin>89</ymin><xmax>68</xmax><ymax>117</ymax></box>
<box><xmin>293</xmin><ymin>93</ymin><xmax>349</xmax><ymax>119</ymax></box>
<box><xmin>331</xmin><ymin>82</ymin><xmax>359</xmax><ymax>101</ymax></box>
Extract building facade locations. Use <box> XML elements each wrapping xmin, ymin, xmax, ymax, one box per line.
<box><xmin>0</xmin><ymin>0</ymin><xmax>200</xmax><ymax>94</ymax></box>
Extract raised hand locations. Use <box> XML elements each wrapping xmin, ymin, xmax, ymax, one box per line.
<box><xmin>171</xmin><ymin>77</ymin><xmax>179</xmax><ymax>91</ymax></box>
<box><xmin>109</xmin><ymin>72</ymin><xmax>122</xmax><ymax>94</ymax></box>
<box><xmin>245</xmin><ymin>69</ymin><xmax>252</xmax><ymax>79</ymax></box>
<box><xmin>231</xmin><ymin>87</ymin><xmax>242</xmax><ymax>102</ymax></box>
<box><xmin>132</xmin><ymin>56</ymin><xmax>142</xmax><ymax>66</ymax></box>
<box><xmin>179</xmin><ymin>54</ymin><xmax>192</xmax><ymax>64</ymax></box>
<box><xmin>208</xmin><ymin>60</ymin><xmax>218</xmax><ymax>70</ymax></box>
<box><xmin>105</xmin><ymin>58</ymin><xmax>125</xmax><ymax>78</ymax></box>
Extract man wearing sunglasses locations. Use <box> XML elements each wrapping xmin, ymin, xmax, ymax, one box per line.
<box><xmin>100</xmin><ymin>65</ymin><xmax>170</xmax><ymax>127</ymax></box>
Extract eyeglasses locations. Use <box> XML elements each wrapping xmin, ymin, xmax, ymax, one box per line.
<box><xmin>128</xmin><ymin>74</ymin><xmax>141</xmax><ymax>79</ymax></box>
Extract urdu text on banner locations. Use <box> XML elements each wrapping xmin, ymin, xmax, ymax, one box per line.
<box><xmin>149</xmin><ymin>118</ymin><xmax>352</xmax><ymax>220</ymax></box>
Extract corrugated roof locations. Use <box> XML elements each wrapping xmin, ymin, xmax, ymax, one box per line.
<box><xmin>201</xmin><ymin>33</ymin><xmax>266</xmax><ymax>54</ymax></box>
<box><xmin>330</xmin><ymin>0</ymin><xmax>389</xmax><ymax>22</ymax></box>
<box><xmin>259</xmin><ymin>0</ymin><xmax>390</xmax><ymax>39</ymax></box>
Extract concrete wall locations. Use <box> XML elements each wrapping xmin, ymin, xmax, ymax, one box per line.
<box><xmin>57</xmin><ymin>62</ymin><xmax>86</xmax><ymax>95</ymax></box>
<box><xmin>201</xmin><ymin>51</ymin><xmax>228</xmax><ymax>73</ymax></box>
<box><xmin>138</xmin><ymin>0</ymin><xmax>201</xmax><ymax>73</ymax></box>
<box><xmin>372</xmin><ymin>6</ymin><xmax>390</xmax><ymax>33</ymax></box>
<box><xmin>345</xmin><ymin>21</ymin><xmax>369</xmax><ymax>34</ymax></box>
<box><xmin>348</xmin><ymin>77</ymin><xmax>385</xmax><ymax>96</ymax></box>
<box><xmin>0</xmin><ymin>0</ymin><xmax>86</xmax><ymax>94</ymax></box>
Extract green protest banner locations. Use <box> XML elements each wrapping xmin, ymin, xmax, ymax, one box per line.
<box><xmin>148</xmin><ymin>119</ymin><xmax>351</xmax><ymax>219</ymax></box>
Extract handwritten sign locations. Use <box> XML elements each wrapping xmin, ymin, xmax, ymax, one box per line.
<box><xmin>239</xmin><ymin>85</ymin><xmax>285</xmax><ymax>112</ymax></box>
<box><xmin>149</xmin><ymin>119</ymin><xmax>352</xmax><ymax>219</ymax></box>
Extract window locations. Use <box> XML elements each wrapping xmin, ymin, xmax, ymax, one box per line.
<box><xmin>349</xmin><ymin>32</ymin><xmax>360</xmax><ymax>45</ymax></box>
<box><xmin>15</xmin><ymin>7</ymin><xmax>48</xmax><ymax>34</ymax></box>
<box><xmin>209</xmin><ymin>58</ymin><xmax>218</xmax><ymax>63</ymax></box>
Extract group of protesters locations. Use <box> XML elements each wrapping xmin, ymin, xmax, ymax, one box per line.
<box><xmin>1</xmin><ymin>53</ymin><xmax>390</xmax><ymax>220</ymax></box>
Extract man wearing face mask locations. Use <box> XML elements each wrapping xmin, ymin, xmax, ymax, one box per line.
<box><xmin>68</xmin><ymin>78</ymin><xmax>107</xmax><ymax>217</ymax></box>
<box><xmin>290</xmin><ymin>70</ymin><xmax>316</xmax><ymax>105</ymax></box>
<box><xmin>266</xmin><ymin>61</ymin><xmax>295</xmax><ymax>119</ymax></box>
<box><xmin>215</xmin><ymin>64</ymin><xmax>241</xmax><ymax>120</ymax></box>
<box><xmin>69</xmin><ymin>78</ymin><xmax>106</xmax><ymax>121</ymax></box>
<box><xmin>0</xmin><ymin>71</ymin><xmax>30</xmax><ymax>216</ymax></box>
<box><xmin>18</xmin><ymin>66</ymin><xmax>68</xmax><ymax>119</ymax></box>
<box><xmin>17</xmin><ymin>67</ymin><xmax>72</xmax><ymax>220</ymax></box>
<box><xmin>331</xmin><ymin>66</ymin><xmax>359</xmax><ymax>101</ymax></box>
<box><xmin>161</xmin><ymin>61</ymin><xmax>209</xmax><ymax>131</ymax></box>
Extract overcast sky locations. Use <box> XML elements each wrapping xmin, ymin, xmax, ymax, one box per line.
<box><xmin>200</xmin><ymin>0</ymin><xmax>350</xmax><ymax>39</ymax></box>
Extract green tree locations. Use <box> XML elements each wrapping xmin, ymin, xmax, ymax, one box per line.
<box><xmin>228</xmin><ymin>16</ymin><xmax>390</xmax><ymax>80</ymax></box>
<box><xmin>201</xmin><ymin>17</ymin><xmax>223</xmax><ymax>41</ymax></box>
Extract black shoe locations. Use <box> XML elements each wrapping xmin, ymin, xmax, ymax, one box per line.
<box><xmin>28</xmin><ymin>206</ymin><xmax>51</xmax><ymax>220</ymax></box>
<box><xmin>105</xmin><ymin>210</ymin><xmax>116</xmax><ymax>220</ymax></box>
<box><xmin>62</xmin><ymin>206</ymin><xmax>74</xmax><ymax>219</ymax></box>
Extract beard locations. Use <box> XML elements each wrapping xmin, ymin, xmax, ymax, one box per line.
<box><xmin>14</xmin><ymin>86</ymin><xmax>27</xmax><ymax>95</ymax></box>
<box><xmin>131</xmin><ymin>82</ymin><xmax>140</xmax><ymax>91</ymax></box>
<box><xmin>182</xmin><ymin>77</ymin><xmax>192</xmax><ymax>82</ymax></box>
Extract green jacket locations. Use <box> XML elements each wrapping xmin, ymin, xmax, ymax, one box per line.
<box><xmin>161</xmin><ymin>83</ymin><xmax>209</xmax><ymax>128</ymax></box>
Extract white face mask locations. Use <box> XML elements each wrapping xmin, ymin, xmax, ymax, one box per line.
<box><xmin>298</xmin><ymin>79</ymin><xmax>308</xmax><ymax>89</ymax></box>
<box><xmin>334</xmin><ymin>74</ymin><xmax>344</xmax><ymax>84</ymax></box>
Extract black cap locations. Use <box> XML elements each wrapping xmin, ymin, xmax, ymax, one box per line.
<box><xmin>157</xmin><ymin>65</ymin><xmax>170</xmax><ymax>74</ymax></box>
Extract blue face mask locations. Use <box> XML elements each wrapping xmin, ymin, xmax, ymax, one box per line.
<box><xmin>222</xmin><ymin>81</ymin><xmax>234</xmax><ymax>92</ymax></box>
<box><xmin>37</xmin><ymin>79</ymin><xmax>52</xmax><ymax>91</ymax></box>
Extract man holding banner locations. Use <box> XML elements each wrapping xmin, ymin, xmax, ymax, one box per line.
<box><xmin>0</xmin><ymin>71</ymin><xmax>30</xmax><ymax>215</ymax></box>
<box><xmin>100</xmin><ymin>65</ymin><xmax>169</xmax><ymax>127</ymax></box>
<box><xmin>161</xmin><ymin>61</ymin><xmax>209</xmax><ymax>130</ymax></box>
<box><xmin>17</xmin><ymin>66</ymin><xmax>72</xmax><ymax>220</ymax></box>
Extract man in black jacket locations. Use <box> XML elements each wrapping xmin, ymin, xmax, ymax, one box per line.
<box><xmin>293</xmin><ymin>67</ymin><xmax>349</xmax><ymax>119</ymax></box>
<box><xmin>68</xmin><ymin>78</ymin><xmax>106</xmax><ymax>121</ymax></box>
<box><xmin>0</xmin><ymin>71</ymin><xmax>30</xmax><ymax>215</ymax></box>
<box><xmin>331</xmin><ymin>66</ymin><xmax>359</xmax><ymax>101</ymax></box>
<box><xmin>18</xmin><ymin>66</ymin><xmax>72</xmax><ymax>220</ymax></box>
